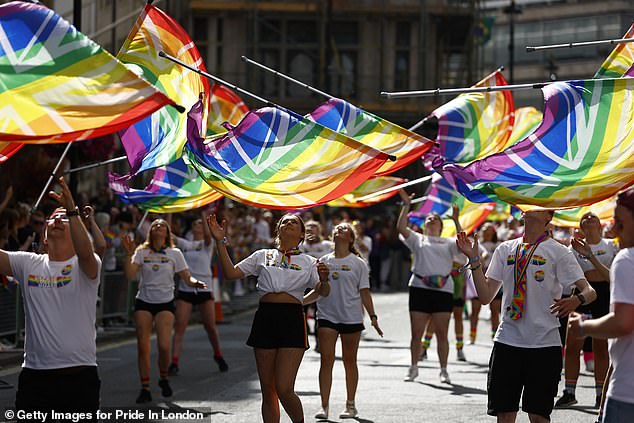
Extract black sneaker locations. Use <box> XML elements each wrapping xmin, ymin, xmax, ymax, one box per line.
<box><xmin>168</xmin><ymin>363</ymin><xmax>179</xmax><ymax>376</ymax></box>
<box><xmin>554</xmin><ymin>392</ymin><xmax>577</xmax><ymax>408</ymax></box>
<box><xmin>214</xmin><ymin>355</ymin><xmax>229</xmax><ymax>372</ymax></box>
<box><xmin>136</xmin><ymin>389</ymin><xmax>152</xmax><ymax>404</ymax></box>
<box><xmin>158</xmin><ymin>379</ymin><xmax>173</xmax><ymax>397</ymax></box>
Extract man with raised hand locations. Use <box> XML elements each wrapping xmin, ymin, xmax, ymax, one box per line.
<box><xmin>0</xmin><ymin>177</ymin><xmax>102</xmax><ymax>420</ymax></box>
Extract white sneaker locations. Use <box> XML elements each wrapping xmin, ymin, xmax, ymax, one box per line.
<box><xmin>340</xmin><ymin>401</ymin><xmax>358</xmax><ymax>419</ymax></box>
<box><xmin>314</xmin><ymin>405</ymin><xmax>328</xmax><ymax>419</ymax></box>
<box><xmin>439</xmin><ymin>369</ymin><xmax>451</xmax><ymax>384</ymax></box>
<box><xmin>404</xmin><ymin>365</ymin><xmax>418</xmax><ymax>382</ymax></box>
<box><xmin>457</xmin><ymin>349</ymin><xmax>466</xmax><ymax>362</ymax></box>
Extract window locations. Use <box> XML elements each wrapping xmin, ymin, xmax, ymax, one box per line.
<box><xmin>394</xmin><ymin>22</ymin><xmax>411</xmax><ymax>91</ymax></box>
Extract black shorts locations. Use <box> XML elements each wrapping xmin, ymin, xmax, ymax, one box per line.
<box><xmin>16</xmin><ymin>366</ymin><xmax>100</xmax><ymax>419</ymax></box>
<box><xmin>409</xmin><ymin>286</ymin><xmax>453</xmax><ymax>314</ymax></box>
<box><xmin>453</xmin><ymin>298</ymin><xmax>466</xmax><ymax>308</ymax></box>
<box><xmin>247</xmin><ymin>302</ymin><xmax>308</xmax><ymax>349</ymax></box>
<box><xmin>573</xmin><ymin>282</ymin><xmax>610</xmax><ymax>319</ymax></box>
<box><xmin>317</xmin><ymin>319</ymin><xmax>365</xmax><ymax>334</ymax></box>
<box><xmin>176</xmin><ymin>290</ymin><xmax>214</xmax><ymax>305</ymax></box>
<box><xmin>487</xmin><ymin>342</ymin><xmax>562</xmax><ymax>419</ymax></box>
<box><xmin>134</xmin><ymin>298</ymin><xmax>176</xmax><ymax>315</ymax></box>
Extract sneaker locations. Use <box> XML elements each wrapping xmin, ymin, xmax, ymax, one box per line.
<box><xmin>457</xmin><ymin>349</ymin><xmax>466</xmax><ymax>362</ymax></box>
<box><xmin>158</xmin><ymin>379</ymin><xmax>173</xmax><ymax>398</ymax></box>
<box><xmin>135</xmin><ymin>389</ymin><xmax>152</xmax><ymax>404</ymax></box>
<box><xmin>419</xmin><ymin>348</ymin><xmax>427</xmax><ymax>361</ymax></box>
<box><xmin>340</xmin><ymin>401</ymin><xmax>358</xmax><ymax>419</ymax></box>
<box><xmin>314</xmin><ymin>405</ymin><xmax>329</xmax><ymax>419</ymax></box>
<box><xmin>439</xmin><ymin>369</ymin><xmax>451</xmax><ymax>384</ymax></box>
<box><xmin>554</xmin><ymin>392</ymin><xmax>577</xmax><ymax>408</ymax></box>
<box><xmin>168</xmin><ymin>363</ymin><xmax>179</xmax><ymax>376</ymax></box>
<box><xmin>404</xmin><ymin>365</ymin><xmax>418</xmax><ymax>382</ymax></box>
<box><xmin>214</xmin><ymin>355</ymin><xmax>229</xmax><ymax>372</ymax></box>
<box><xmin>585</xmin><ymin>359</ymin><xmax>595</xmax><ymax>373</ymax></box>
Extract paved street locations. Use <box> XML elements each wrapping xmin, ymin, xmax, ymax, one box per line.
<box><xmin>0</xmin><ymin>292</ymin><xmax>601</xmax><ymax>422</ymax></box>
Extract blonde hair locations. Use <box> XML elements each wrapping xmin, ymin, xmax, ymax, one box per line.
<box><xmin>332</xmin><ymin>222</ymin><xmax>361</xmax><ymax>257</ymax></box>
<box><xmin>140</xmin><ymin>219</ymin><xmax>174</xmax><ymax>252</ymax></box>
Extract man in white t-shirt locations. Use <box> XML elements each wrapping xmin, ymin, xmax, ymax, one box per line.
<box><xmin>569</xmin><ymin>187</ymin><xmax>634</xmax><ymax>423</ymax></box>
<box><xmin>0</xmin><ymin>177</ymin><xmax>102</xmax><ymax>418</ymax></box>
<box><xmin>456</xmin><ymin>209</ymin><xmax>596</xmax><ymax>423</ymax></box>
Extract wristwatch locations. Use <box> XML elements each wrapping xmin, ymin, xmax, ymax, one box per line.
<box><xmin>66</xmin><ymin>206</ymin><xmax>80</xmax><ymax>217</ymax></box>
<box><xmin>575</xmin><ymin>293</ymin><xmax>586</xmax><ymax>305</ymax></box>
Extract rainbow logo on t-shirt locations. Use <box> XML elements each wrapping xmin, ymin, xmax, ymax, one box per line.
<box><xmin>27</xmin><ymin>275</ymin><xmax>72</xmax><ymax>288</ymax></box>
<box><xmin>531</xmin><ymin>255</ymin><xmax>546</xmax><ymax>266</ymax></box>
<box><xmin>143</xmin><ymin>256</ymin><xmax>171</xmax><ymax>264</ymax></box>
<box><xmin>61</xmin><ymin>265</ymin><xmax>72</xmax><ymax>276</ymax></box>
<box><xmin>534</xmin><ymin>270</ymin><xmax>545</xmax><ymax>282</ymax></box>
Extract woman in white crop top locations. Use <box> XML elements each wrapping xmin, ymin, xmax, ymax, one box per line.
<box><xmin>122</xmin><ymin>219</ymin><xmax>206</xmax><ymax>404</ymax></box>
<box><xmin>208</xmin><ymin>212</ymin><xmax>330</xmax><ymax>423</ymax></box>
<box><xmin>307</xmin><ymin>222</ymin><xmax>383</xmax><ymax>420</ymax></box>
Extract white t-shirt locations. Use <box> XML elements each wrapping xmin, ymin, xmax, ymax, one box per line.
<box><xmin>569</xmin><ymin>238</ymin><xmax>618</xmax><ymax>275</ymax></box>
<box><xmin>399</xmin><ymin>229</ymin><xmax>459</xmax><ymax>294</ymax></box>
<box><xmin>9</xmin><ymin>252</ymin><xmax>102</xmax><ymax>369</ymax></box>
<box><xmin>237</xmin><ymin>249</ymin><xmax>319</xmax><ymax>302</ymax></box>
<box><xmin>606</xmin><ymin>247</ymin><xmax>634</xmax><ymax>404</ymax></box>
<box><xmin>486</xmin><ymin>238</ymin><xmax>584</xmax><ymax>348</ymax></box>
<box><xmin>175</xmin><ymin>237</ymin><xmax>214</xmax><ymax>292</ymax></box>
<box><xmin>317</xmin><ymin>253</ymin><xmax>370</xmax><ymax>324</ymax></box>
<box><xmin>132</xmin><ymin>247</ymin><xmax>188</xmax><ymax>303</ymax></box>
<box><xmin>300</xmin><ymin>240</ymin><xmax>334</xmax><ymax>259</ymax></box>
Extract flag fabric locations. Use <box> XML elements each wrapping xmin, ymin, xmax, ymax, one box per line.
<box><xmin>473</xmin><ymin>17</ymin><xmax>495</xmax><ymax>46</ymax></box>
<box><xmin>185</xmin><ymin>106</ymin><xmax>389</xmax><ymax>210</ymax></box>
<box><xmin>116</xmin><ymin>3</ymin><xmax>210</xmax><ymax>176</ymax></box>
<box><xmin>551</xmin><ymin>197</ymin><xmax>616</xmax><ymax>228</ymax></box>
<box><xmin>594</xmin><ymin>23</ymin><xmax>634</xmax><ymax>79</ymax></box>
<box><xmin>108</xmin><ymin>157</ymin><xmax>222</xmax><ymax>213</ymax></box>
<box><xmin>308</xmin><ymin>98</ymin><xmax>433</xmax><ymax>176</ymax></box>
<box><xmin>426</xmin><ymin>70</ymin><xmax>514</xmax><ymax>165</ymax></box>
<box><xmin>507</xmin><ymin>106</ymin><xmax>542</xmax><ymax>147</ymax></box>
<box><xmin>434</xmin><ymin>78</ymin><xmax>634</xmax><ymax>210</ymax></box>
<box><xmin>327</xmin><ymin>176</ymin><xmax>406</xmax><ymax>208</ymax></box>
<box><xmin>0</xmin><ymin>1</ymin><xmax>174</xmax><ymax>143</ymax></box>
<box><xmin>0</xmin><ymin>142</ymin><xmax>23</xmax><ymax>163</ymax></box>
<box><xmin>207</xmin><ymin>83</ymin><xmax>249</xmax><ymax>135</ymax></box>
<box><xmin>109</xmin><ymin>94</ymin><xmax>228</xmax><ymax>213</ymax></box>
<box><xmin>409</xmin><ymin>173</ymin><xmax>494</xmax><ymax>236</ymax></box>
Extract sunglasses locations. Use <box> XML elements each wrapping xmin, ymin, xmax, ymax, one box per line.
<box><xmin>47</xmin><ymin>213</ymin><xmax>69</xmax><ymax>224</ymax></box>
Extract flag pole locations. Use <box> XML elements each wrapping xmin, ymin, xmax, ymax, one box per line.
<box><xmin>241</xmin><ymin>56</ymin><xmax>334</xmax><ymax>99</ymax></box>
<box><xmin>65</xmin><ymin>156</ymin><xmax>127</xmax><ymax>174</ymax></box>
<box><xmin>159</xmin><ymin>51</ymin><xmax>397</xmax><ymax>161</ymax></box>
<box><xmin>355</xmin><ymin>175</ymin><xmax>433</xmax><ymax>203</ymax></box>
<box><xmin>382</xmin><ymin>81</ymin><xmax>552</xmax><ymax>99</ymax></box>
<box><xmin>526</xmin><ymin>37</ymin><xmax>634</xmax><ymax>52</ymax></box>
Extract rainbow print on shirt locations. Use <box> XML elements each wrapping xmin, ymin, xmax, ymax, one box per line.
<box><xmin>27</xmin><ymin>275</ymin><xmax>72</xmax><ymax>288</ymax></box>
<box><xmin>143</xmin><ymin>256</ymin><xmax>171</xmax><ymax>264</ymax></box>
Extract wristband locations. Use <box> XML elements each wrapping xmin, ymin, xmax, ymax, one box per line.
<box><xmin>66</xmin><ymin>207</ymin><xmax>80</xmax><ymax>217</ymax></box>
<box><xmin>469</xmin><ymin>263</ymin><xmax>482</xmax><ymax>271</ymax></box>
<box><xmin>370</xmin><ymin>314</ymin><xmax>378</xmax><ymax>320</ymax></box>
<box><xmin>468</xmin><ymin>255</ymin><xmax>480</xmax><ymax>264</ymax></box>
<box><xmin>218</xmin><ymin>237</ymin><xmax>229</xmax><ymax>245</ymax></box>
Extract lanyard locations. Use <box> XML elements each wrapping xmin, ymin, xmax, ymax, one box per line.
<box><xmin>513</xmin><ymin>232</ymin><xmax>549</xmax><ymax>286</ymax></box>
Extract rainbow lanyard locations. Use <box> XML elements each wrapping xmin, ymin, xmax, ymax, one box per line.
<box><xmin>278</xmin><ymin>247</ymin><xmax>301</xmax><ymax>268</ymax></box>
<box><xmin>510</xmin><ymin>232</ymin><xmax>548</xmax><ymax>320</ymax></box>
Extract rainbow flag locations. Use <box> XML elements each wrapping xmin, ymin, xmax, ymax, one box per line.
<box><xmin>109</xmin><ymin>94</ymin><xmax>231</xmax><ymax>213</ymax></box>
<box><xmin>410</xmin><ymin>173</ymin><xmax>494</xmax><ymax>235</ymax></box>
<box><xmin>426</xmin><ymin>70</ymin><xmax>514</xmax><ymax>165</ymax></box>
<box><xmin>434</xmin><ymin>78</ymin><xmax>634</xmax><ymax>209</ymax></box>
<box><xmin>595</xmin><ymin>23</ymin><xmax>634</xmax><ymax>79</ymax></box>
<box><xmin>507</xmin><ymin>106</ymin><xmax>542</xmax><ymax>147</ymax></box>
<box><xmin>551</xmin><ymin>196</ymin><xmax>616</xmax><ymax>228</ymax></box>
<box><xmin>207</xmin><ymin>83</ymin><xmax>249</xmax><ymax>135</ymax></box>
<box><xmin>327</xmin><ymin>176</ymin><xmax>406</xmax><ymax>208</ymax></box>
<box><xmin>185</xmin><ymin>105</ymin><xmax>389</xmax><ymax>209</ymax></box>
<box><xmin>307</xmin><ymin>98</ymin><xmax>433</xmax><ymax>176</ymax></box>
<box><xmin>116</xmin><ymin>3</ymin><xmax>210</xmax><ymax>176</ymax></box>
<box><xmin>0</xmin><ymin>142</ymin><xmax>23</xmax><ymax>163</ymax></box>
<box><xmin>0</xmin><ymin>1</ymin><xmax>173</xmax><ymax>143</ymax></box>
